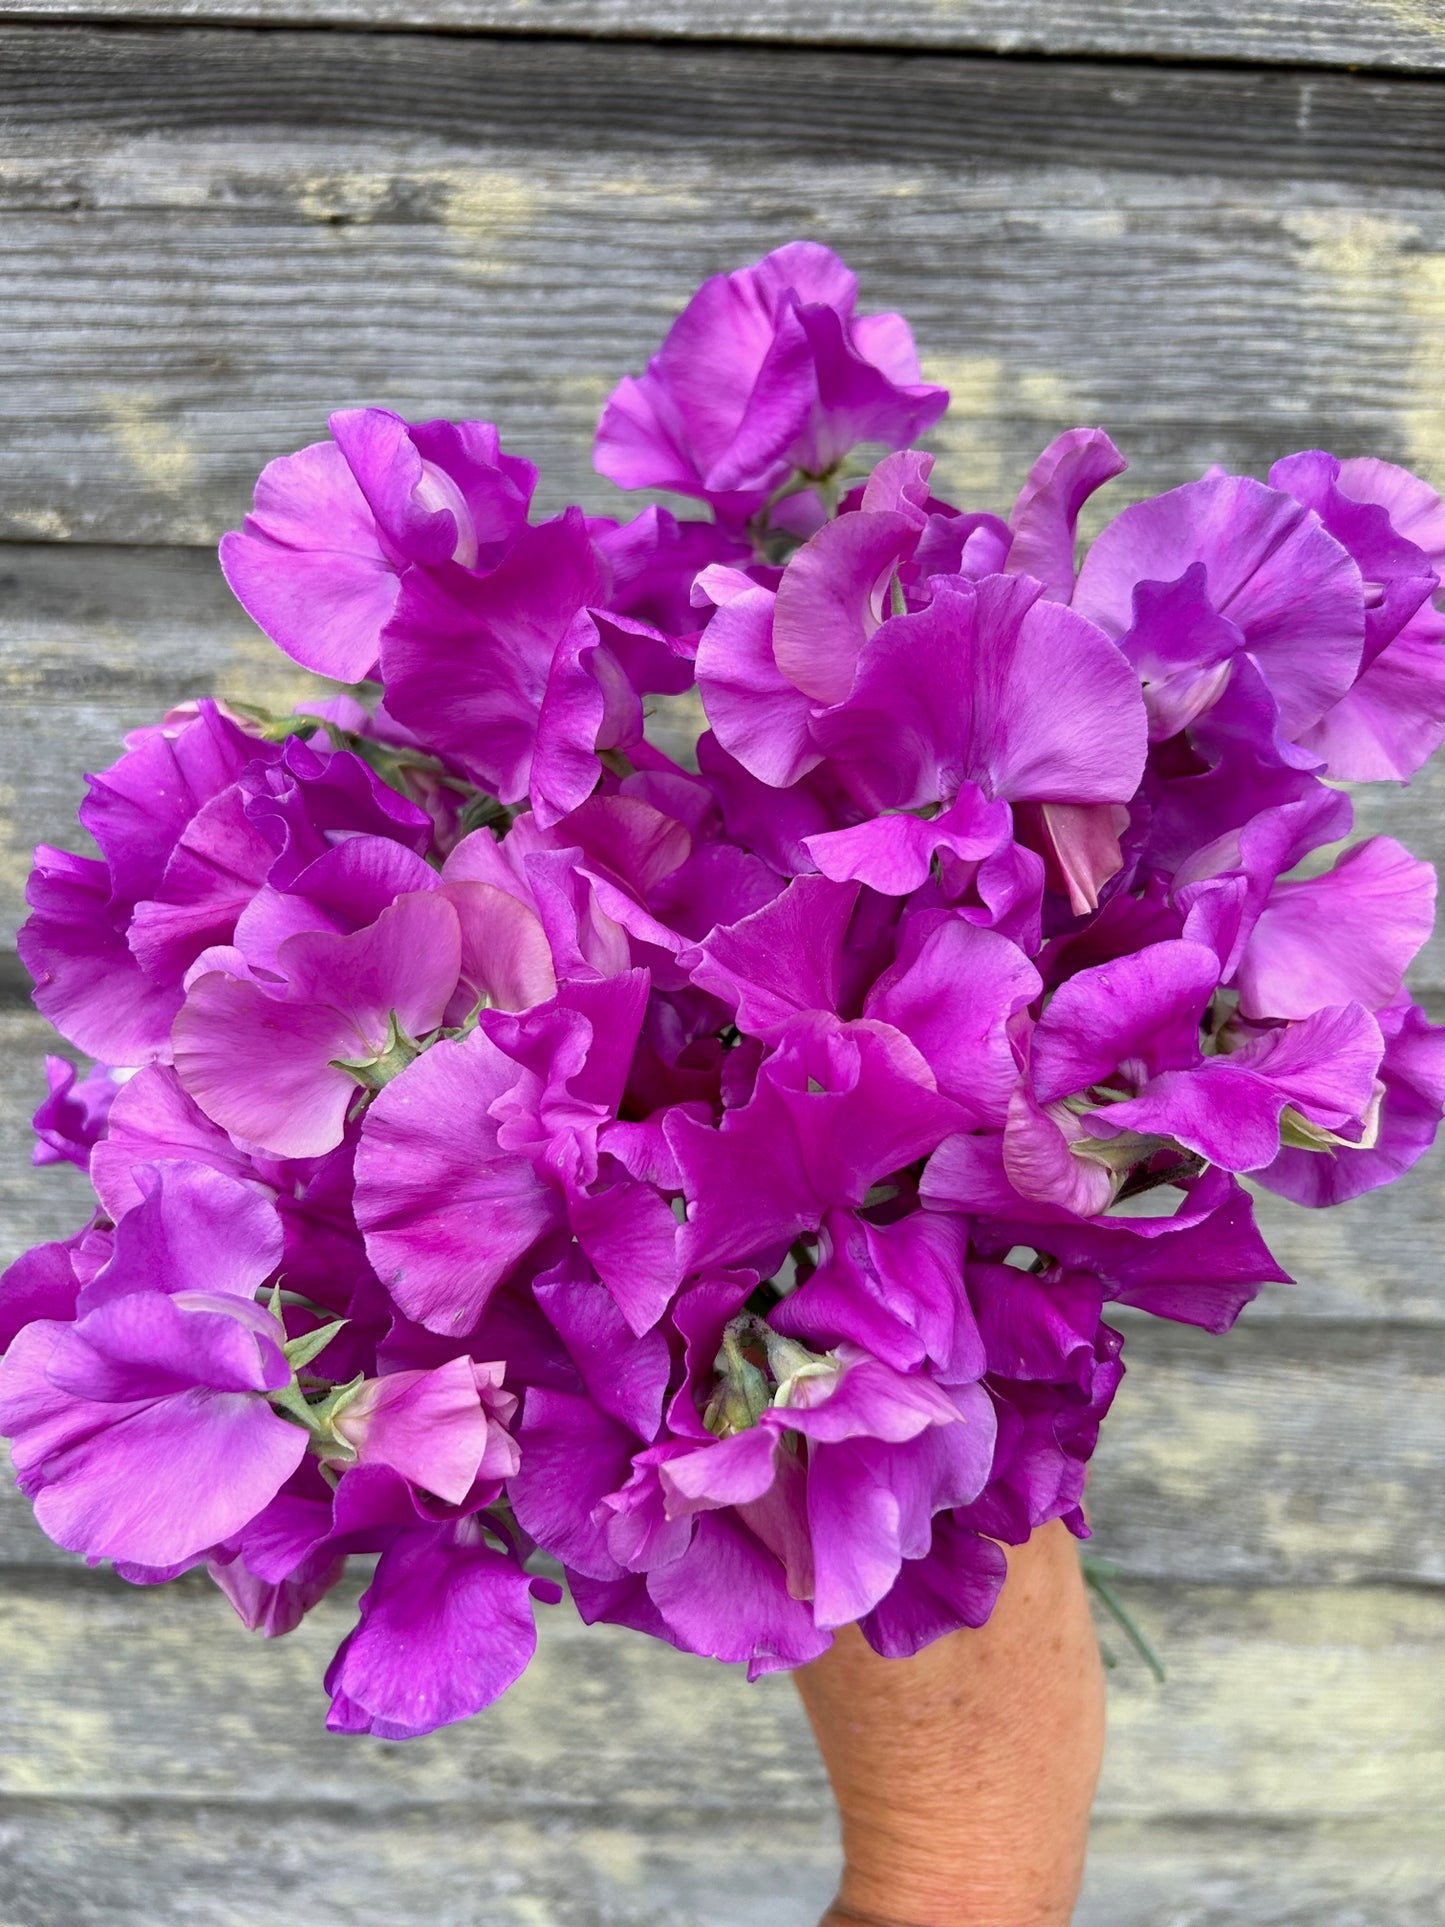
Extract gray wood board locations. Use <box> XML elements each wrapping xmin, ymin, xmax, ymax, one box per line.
<box><xmin>0</xmin><ymin>1573</ymin><xmax>1441</xmax><ymax>1823</ymax></box>
<box><xmin>0</xmin><ymin>34</ymin><xmax>1442</xmax><ymax>548</ymax></box>
<box><xmin>1</xmin><ymin>1808</ymin><xmax>1441</xmax><ymax>1927</ymax></box>
<box><xmin>4</xmin><ymin>1</ymin><xmax>1445</xmax><ymax>75</ymax></box>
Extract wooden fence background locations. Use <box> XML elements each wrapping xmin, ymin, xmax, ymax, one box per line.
<box><xmin>0</xmin><ymin>6</ymin><xmax>1443</xmax><ymax>1922</ymax></box>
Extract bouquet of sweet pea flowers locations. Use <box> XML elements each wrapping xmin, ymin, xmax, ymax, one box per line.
<box><xmin>6</xmin><ymin>241</ymin><xmax>1445</xmax><ymax>1740</ymax></box>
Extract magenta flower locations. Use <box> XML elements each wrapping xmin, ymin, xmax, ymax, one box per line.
<box><xmin>19</xmin><ymin>702</ymin><xmax>275</xmax><ymax>1063</ymax></box>
<box><xmin>1256</xmin><ymin>991</ymin><xmax>1445</xmax><ymax>1206</ymax></box>
<box><xmin>220</xmin><ymin>408</ymin><xmax>537</xmax><ymax>682</ymax></box>
<box><xmin>0</xmin><ymin>1163</ymin><xmax>304</xmax><ymax>1568</ymax></box>
<box><xmin>8</xmin><ymin>244</ymin><xmax>1445</xmax><ymax>1735</ymax></box>
<box><xmin>972</xmin><ymin>1164</ymin><xmax>1291</xmax><ymax>1333</ymax></box>
<box><xmin>668</xmin><ymin>1011</ymin><xmax>968</xmax><ymax>1274</ymax></box>
<box><xmin>31</xmin><ymin>1057</ymin><xmax>119</xmax><ymax>1169</ymax></box>
<box><xmin>1270</xmin><ymin>453</ymin><xmax>1445</xmax><ymax>781</ymax></box>
<box><xmin>595</xmin><ymin>241</ymin><xmax>948</xmax><ymax>517</ymax></box>
<box><xmin>1234</xmin><ymin>835</ymin><xmax>1436</xmax><ymax>1021</ymax></box>
<box><xmin>324</xmin><ymin>1519</ymin><xmax>557</xmax><ymax>1738</ymax></box>
<box><xmin>696</xmin><ymin>506</ymin><xmax>1148</xmax><ymax>903</ymax></box>
<box><xmin>355</xmin><ymin>972</ymin><xmax>679</xmax><ymax>1335</ymax></box>
<box><xmin>1072</xmin><ymin>469</ymin><xmax>1366</xmax><ymax>748</ymax></box>
<box><xmin>661</xmin><ymin>1345</ymin><xmax>996</xmax><ymax>1628</ymax></box>
<box><xmin>329</xmin><ymin>1356</ymin><xmax>519</xmax><ymax>1506</ymax></box>
<box><xmin>172</xmin><ymin>890</ymin><xmax>464</xmax><ymax>1159</ymax></box>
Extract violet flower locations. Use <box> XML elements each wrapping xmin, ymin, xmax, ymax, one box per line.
<box><xmin>595</xmin><ymin>241</ymin><xmax>948</xmax><ymax>518</ymax></box>
<box><xmin>0</xmin><ymin>1163</ymin><xmax>305</xmax><ymax>1569</ymax></box>
<box><xmin>221</xmin><ymin>408</ymin><xmax>537</xmax><ymax>682</ymax></box>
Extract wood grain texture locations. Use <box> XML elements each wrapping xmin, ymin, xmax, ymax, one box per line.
<box><xmin>1</xmin><ymin>1807</ymin><xmax>1440</xmax><ymax>1927</ymax></box>
<box><xmin>4</xmin><ymin>0</ymin><xmax>1445</xmax><ymax>75</ymax></box>
<box><xmin>0</xmin><ymin>32</ymin><xmax>1443</xmax><ymax>552</ymax></box>
<box><xmin>0</xmin><ymin>1574</ymin><xmax>1440</xmax><ymax>1921</ymax></box>
<box><xmin>0</xmin><ymin>1572</ymin><xmax>1441</xmax><ymax>1823</ymax></box>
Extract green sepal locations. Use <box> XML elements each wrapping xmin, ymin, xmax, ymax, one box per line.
<box><xmin>330</xmin><ymin>1009</ymin><xmax>424</xmax><ymax>1092</ymax></box>
<box><xmin>308</xmin><ymin>1373</ymin><xmax>367</xmax><ymax>1439</ymax></box>
<box><xmin>225</xmin><ymin>700</ymin><xmax>320</xmax><ymax>745</ymax></box>
<box><xmin>1278</xmin><ymin>1105</ymin><xmax>1352</xmax><ymax>1155</ymax></box>
<box><xmin>268</xmin><ymin>1379</ymin><xmax>322</xmax><ymax>1434</ymax></box>
<box><xmin>282</xmin><ymin>1318</ymin><xmax>349</xmax><ymax>1373</ymax></box>
<box><xmin>703</xmin><ymin>1325</ymin><xmax>770</xmax><ymax>1438</ymax></box>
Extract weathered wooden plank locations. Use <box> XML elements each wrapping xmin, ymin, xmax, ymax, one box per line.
<box><xmin>1081</xmin><ymin>1821</ymin><xmax>1445</xmax><ymax>1927</ymax></box>
<box><xmin>5</xmin><ymin>0</ymin><xmax>1445</xmax><ymax>77</ymax></box>
<box><xmin>0</xmin><ymin>1807</ymin><xmax>1440</xmax><ymax>1927</ymax></box>
<box><xmin>1242</xmin><ymin>1176</ymin><xmax>1445</xmax><ymax>1325</ymax></box>
<box><xmin>0</xmin><ymin>1572</ymin><xmax>1439</xmax><ymax>1824</ymax></box>
<box><xmin>1086</xmin><ymin>1321</ymin><xmax>1445</xmax><ymax>1585</ymax></box>
<box><xmin>11</xmin><ymin>28</ymin><xmax>1438</xmax><ymax>193</ymax></box>
<box><xmin>0</xmin><ymin>34</ymin><xmax>1441</xmax><ymax>552</ymax></box>
<box><xmin>0</xmin><ymin>1801</ymin><xmax>840</xmax><ymax>1927</ymax></box>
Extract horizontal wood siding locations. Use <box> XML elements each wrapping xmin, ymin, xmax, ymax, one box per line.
<box><xmin>3</xmin><ymin>2</ymin><xmax>1445</xmax><ymax>75</ymax></box>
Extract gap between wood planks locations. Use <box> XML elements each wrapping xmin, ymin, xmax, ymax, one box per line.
<box><xmin>0</xmin><ymin>5</ymin><xmax>1443</xmax><ymax>88</ymax></box>
<box><xmin>5</xmin><ymin>5</ymin><xmax>1445</xmax><ymax>90</ymax></box>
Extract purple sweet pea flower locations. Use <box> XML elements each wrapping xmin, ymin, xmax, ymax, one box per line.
<box><xmin>508</xmin><ymin>1270</ymin><xmax>676</xmax><ymax>1578</ymax></box>
<box><xmin>959</xmin><ymin>1321</ymin><xmax>1124</xmax><ymax>1544</ymax></box>
<box><xmin>172</xmin><ymin>889</ymin><xmax>464</xmax><ymax>1159</ymax></box>
<box><xmin>934</xmin><ymin>1155</ymin><xmax>1291</xmax><ymax>1331</ymax></box>
<box><xmin>19</xmin><ymin>702</ymin><xmax>276</xmax><ymax>1063</ymax></box>
<box><xmin>14</xmin><ymin>246</ymin><xmax>1445</xmax><ymax>1732</ymax></box>
<box><xmin>643</xmin><ymin>1510</ymin><xmax>833</xmax><ymax>1675</ymax></box>
<box><xmin>1270</xmin><ymin>453</ymin><xmax>1445</xmax><ymax>781</ymax></box>
<box><xmin>1085</xmin><ymin>1001</ymin><xmax>1385</xmax><ymax>1175</ymax></box>
<box><xmin>1072</xmin><ymin>470</ymin><xmax>1366</xmax><ymax>748</ymax></box>
<box><xmin>325</xmin><ymin>1516</ymin><xmax>559</xmax><ymax>1739</ymax></box>
<box><xmin>208</xmin><ymin>1538</ymin><xmax>347</xmax><ymax>1639</ymax></box>
<box><xmin>220</xmin><ymin>409</ymin><xmax>537</xmax><ymax>682</ymax></box>
<box><xmin>0</xmin><ymin>1162</ymin><xmax>305</xmax><ymax>1568</ymax></box>
<box><xmin>769</xmin><ymin>1209</ymin><xmax>985</xmax><ymax>1382</ymax></box>
<box><xmin>0</xmin><ymin>1232</ymin><xmax>88</xmax><ymax>1352</ymax></box>
<box><xmin>31</xmin><ymin>1057</ymin><xmax>120</xmax><ymax>1169</ymax></box>
<box><xmin>511</xmin><ymin>792</ymin><xmax>783</xmax><ymax>988</ymax></box>
<box><xmin>668</xmin><ymin>1011</ymin><xmax>968</xmax><ymax>1274</ymax></box>
<box><xmin>328</xmin><ymin>1356</ymin><xmax>520</xmax><ymax>1506</ymax></box>
<box><xmin>1255</xmin><ymin>990</ymin><xmax>1445</xmax><ymax>1205</ymax></box>
<box><xmin>240</xmin><ymin>734</ymin><xmax>434</xmax><ymax>891</ymax></box>
<box><xmin>1233</xmin><ymin>835</ymin><xmax>1435</xmax><ymax>1021</ymax></box>
<box><xmin>698</xmin><ymin>534</ymin><xmax>1148</xmax><ymax>904</ymax></box>
<box><xmin>857</xmin><ymin>1512</ymin><xmax>1007</xmax><ymax>1658</ymax></box>
<box><xmin>380</xmin><ymin>510</ymin><xmax>698</xmax><ymax>822</ymax></box>
<box><xmin>355</xmin><ymin>971</ymin><xmax>678</xmax><ymax>1335</ymax></box>
<box><xmin>593</xmin><ymin>506</ymin><xmax>752</xmax><ymax>634</ymax></box>
<box><xmin>1000</xmin><ymin>428</ymin><xmax>1129</xmax><ymax>600</ymax></box>
<box><xmin>660</xmin><ymin>1342</ymin><xmax>996</xmax><ymax>1629</ymax></box>
<box><xmin>595</xmin><ymin>241</ymin><xmax>948</xmax><ymax>516</ymax></box>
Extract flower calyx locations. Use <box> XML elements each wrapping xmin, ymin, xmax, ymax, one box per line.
<box><xmin>331</xmin><ymin>1009</ymin><xmax>426</xmax><ymax>1093</ymax></box>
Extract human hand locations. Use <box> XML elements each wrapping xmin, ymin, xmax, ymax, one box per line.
<box><xmin>793</xmin><ymin>1522</ymin><xmax>1105</xmax><ymax>1927</ymax></box>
